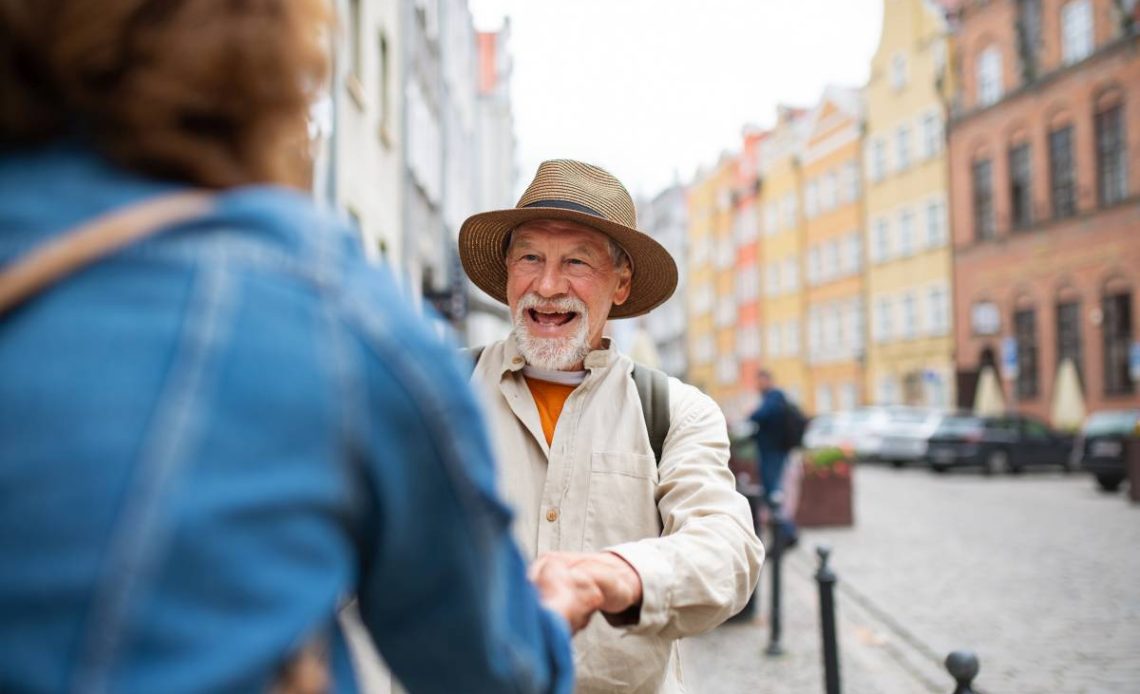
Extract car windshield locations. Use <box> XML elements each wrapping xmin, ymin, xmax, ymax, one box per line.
<box><xmin>936</xmin><ymin>416</ymin><xmax>984</xmax><ymax>435</ymax></box>
<box><xmin>1082</xmin><ymin>411</ymin><xmax>1140</xmax><ymax>436</ymax></box>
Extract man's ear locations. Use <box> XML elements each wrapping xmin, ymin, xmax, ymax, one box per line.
<box><xmin>611</xmin><ymin>265</ymin><xmax>633</xmax><ymax>306</ymax></box>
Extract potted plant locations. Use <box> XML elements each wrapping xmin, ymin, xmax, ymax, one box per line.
<box><xmin>794</xmin><ymin>446</ymin><xmax>854</xmax><ymax>527</ymax></box>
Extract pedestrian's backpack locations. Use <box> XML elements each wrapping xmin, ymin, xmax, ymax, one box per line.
<box><xmin>781</xmin><ymin>401</ymin><xmax>808</xmax><ymax>451</ymax></box>
<box><xmin>466</xmin><ymin>347</ymin><xmax>670</xmax><ymax>465</ymax></box>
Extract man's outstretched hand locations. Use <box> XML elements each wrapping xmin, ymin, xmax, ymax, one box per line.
<box><xmin>530</xmin><ymin>551</ymin><xmax>644</xmax><ymax>630</ymax></box>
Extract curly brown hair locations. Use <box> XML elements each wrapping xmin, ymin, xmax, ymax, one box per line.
<box><xmin>0</xmin><ymin>0</ymin><xmax>331</xmax><ymax>188</ymax></box>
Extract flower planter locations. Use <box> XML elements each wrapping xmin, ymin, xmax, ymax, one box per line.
<box><xmin>795</xmin><ymin>458</ymin><xmax>854</xmax><ymax>528</ymax></box>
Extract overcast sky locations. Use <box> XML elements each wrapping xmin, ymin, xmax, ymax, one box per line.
<box><xmin>469</xmin><ymin>0</ymin><xmax>884</xmax><ymax>199</ymax></box>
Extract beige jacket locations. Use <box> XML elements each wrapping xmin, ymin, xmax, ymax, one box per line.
<box><xmin>472</xmin><ymin>338</ymin><xmax>764</xmax><ymax>694</ymax></box>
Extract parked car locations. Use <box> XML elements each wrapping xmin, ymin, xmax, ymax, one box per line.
<box><xmin>850</xmin><ymin>406</ymin><xmax>899</xmax><ymax>461</ymax></box>
<box><xmin>877</xmin><ymin>408</ymin><xmax>946</xmax><ymax>467</ymax></box>
<box><xmin>925</xmin><ymin>414</ymin><xmax>1076</xmax><ymax>474</ymax></box>
<box><xmin>803</xmin><ymin>411</ymin><xmax>859</xmax><ymax>452</ymax></box>
<box><xmin>1074</xmin><ymin>409</ymin><xmax>1140</xmax><ymax>492</ymax></box>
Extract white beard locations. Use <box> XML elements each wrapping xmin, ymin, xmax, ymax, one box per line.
<box><xmin>511</xmin><ymin>293</ymin><xmax>592</xmax><ymax>371</ymax></box>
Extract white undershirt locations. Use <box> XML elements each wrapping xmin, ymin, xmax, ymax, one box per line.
<box><xmin>522</xmin><ymin>364</ymin><xmax>587</xmax><ymax>386</ymax></box>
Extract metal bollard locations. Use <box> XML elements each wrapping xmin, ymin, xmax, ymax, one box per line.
<box><xmin>945</xmin><ymin>651</ymin><xmax>980</xmax><ymax>694</ymax></box>
<box><xmin>765</xmin><ymin>492</ymin><xmax>784</xmax><ymax>656</ymax></box>
<box><xmin>815</xmin><ymin>545</ymin><xmax>841</xmax><ymax>694</ymax></box>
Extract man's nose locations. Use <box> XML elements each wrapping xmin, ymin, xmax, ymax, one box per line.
<box><xmin>535</xmin><ymin>260</ymin><xmax>570</xmax><ymax>297</ymax></box>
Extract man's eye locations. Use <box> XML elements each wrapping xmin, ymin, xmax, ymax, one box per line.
<box><xmin>519</xmin><ymin>254</ymin><xmax>540</xmax><ymax>262</ymax></box>
<box><xmin>567</xmin><ymin>258</ymin><xmax>587</xmax><ymax>266</ymax></box>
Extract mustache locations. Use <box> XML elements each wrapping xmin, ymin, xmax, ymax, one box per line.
<box><xmin>515</xmin><ymin>293</ymin><xmax>588</xmax><ymax>315</ymax></box>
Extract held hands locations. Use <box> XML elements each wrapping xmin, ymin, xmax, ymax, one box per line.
<box><xmin>529</xmin><ymin>551</ymin><xmax>644</xmax><ymax>633</ymax></box>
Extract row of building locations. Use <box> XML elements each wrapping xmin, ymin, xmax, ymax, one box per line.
<box><xmin>313</xmin><ymin>0</ymin><xmax>516</xmax><ymax>346</ymax></box>
<box><xmin>633</xmin><ymin>0</ymin><xmax>1140</xmax><ymax>429</ymax></box>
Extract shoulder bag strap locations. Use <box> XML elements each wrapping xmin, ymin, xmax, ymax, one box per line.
<box><xmin>631</xmin><ymin>363</ymin><xmax>671</xmax><ymax>466</ymax></box>
<box><xmin>0</xmin><ymin>191</ymin><xmax>214</xmax><ymax>316</ymax></box>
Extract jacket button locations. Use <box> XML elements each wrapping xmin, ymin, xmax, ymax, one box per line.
<box><xmin>546</xmin><ymin>508</ymin><xmax>559</xmax><ymax>522</ymax></box>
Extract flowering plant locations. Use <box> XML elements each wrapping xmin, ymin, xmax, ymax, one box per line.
<box><xmin>804</xmin><ymin>446</ymin><xmax>852</xmax><ymax>477</ymax></box>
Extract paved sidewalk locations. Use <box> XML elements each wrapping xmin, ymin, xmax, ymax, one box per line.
<box><xmin>682</xmin><ymin>543</ymin><xmax>954</xmax><ymax>694</ymax></box>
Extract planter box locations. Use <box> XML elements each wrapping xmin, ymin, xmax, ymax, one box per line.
<box><xmin>795</xmin><ymin>469</ymin><xmax>854</xmax><ymax>528</ymax></box>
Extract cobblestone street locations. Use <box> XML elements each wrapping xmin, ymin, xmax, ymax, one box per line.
<box><xmin>681</xmin><ymin>465</ymin><xmax>1140</xmax><ymax>693</ymax></box>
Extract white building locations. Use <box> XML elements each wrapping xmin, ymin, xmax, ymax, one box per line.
<box><xmin>638</xmin><ymin>183</ymin><xmax>689</xmax><ymax>378</ymax></box>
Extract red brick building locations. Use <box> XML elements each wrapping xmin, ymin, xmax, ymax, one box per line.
<box><xmin>947</xmin><ymin>0</ymin><xmax>1140</xmax><ymax>422</ymax></box>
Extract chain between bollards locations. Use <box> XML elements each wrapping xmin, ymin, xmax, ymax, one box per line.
<box><xmin>945</xmin><ymin>651</ymin><xmax>980</xmax><ymax>694</ymax></box>
<box><xmin>815</xmin><ymin>545</ymin><xmax>841</xmax><ymax>694</ymax></box>
<box><xmin>764</xmin><ymin>492</ymin><xmax>784</xmax><ymax>656</ymax></box>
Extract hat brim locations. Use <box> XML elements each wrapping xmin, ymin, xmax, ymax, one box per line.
<box><xmin>458</xmin><ymin>206</ymin><xmax>678</xmax><ymax>319</ymax></box>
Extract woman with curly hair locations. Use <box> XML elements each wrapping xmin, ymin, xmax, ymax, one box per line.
<box><xmin>0</xmin><ymin>2</ymin><xmax>590</xmax><ymax>692</ymax></box>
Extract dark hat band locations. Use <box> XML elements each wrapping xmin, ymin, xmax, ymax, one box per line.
<box><xmin>522</xmin><ymin>199</ymin><xmax>606</xmax><ymax>218</ymax></box>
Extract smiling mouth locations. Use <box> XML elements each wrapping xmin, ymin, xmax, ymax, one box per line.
<box><xmin>527</xmin><ymin>308</ymin><xmax>579</xmax><ymax>327</ymax></box>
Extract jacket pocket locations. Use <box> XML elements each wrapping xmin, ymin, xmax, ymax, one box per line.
<box><xmin>582</xmin><ymin>452</ymin><xmax>660</xmax><ymax>551</ymax></box>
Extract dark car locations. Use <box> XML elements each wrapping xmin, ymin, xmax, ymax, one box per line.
<box><xmin>926</xmin><ymin>414</ymin><xmax>1076</xmax><ymax>475</ymax></box>
<box><xmin>1075</xmin><ymin>409</ymin><xmax>1140</xmax><ymax>492</ymax></box>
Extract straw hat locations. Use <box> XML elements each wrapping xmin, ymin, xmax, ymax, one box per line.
<box><xmin>458</xmin><ymin>159</ymin><xmax>678</xmax><ymax>319</ymax></box>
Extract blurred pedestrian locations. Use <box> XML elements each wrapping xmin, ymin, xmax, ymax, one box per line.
<box><xmin>0</xmin><ymin>2</ymin><xmax>592</xmax><ymax>692</ymax></box>
<box><xmin>748</xmin><ymin>369</ymin><xmax>800</xmax><ymax>543</ymax></box>
<box><xmin>460</xmin><ymin>159</ymin><xmax>764</xmax><ymax>693</ymax></box>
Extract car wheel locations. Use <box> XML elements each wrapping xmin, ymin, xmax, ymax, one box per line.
<box><xmin>984</xmin><ymin>449</ymin><xmax>1009</xmax><ymax>476</ymax></box>
<box><xmin>890</xmin><ymin>460</ymin><xmax>905</xmax><ymax>469</ymax></box>
<box><xmin>931</xmin><ymin>463</ymin><xmax>949</xmax><ymax>474</ymax></box>
<box><xmin>1096</xmin><ymin>474</ymin><xmax>1124</xmax><ymax>493</ymax></box>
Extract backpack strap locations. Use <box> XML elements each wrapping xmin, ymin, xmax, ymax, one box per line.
<box><xmin>0</xmin><ymin>192</ymin><xmax>214</xmax><ymax>316</ymax></box>
<box><xmin>631</xmin><ymin>364</ymin><xmax>670</xmax><ymax>466</ymax></box>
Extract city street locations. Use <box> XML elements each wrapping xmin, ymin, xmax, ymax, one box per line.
<box><xmin>681</xmin><ymin>465</ymin><xmax>1140</xmax><ymax>693</ymax></box>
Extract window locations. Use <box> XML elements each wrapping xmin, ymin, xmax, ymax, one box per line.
<box><xmin>808</xmin><ymin>247</ymin><xmax>822</xmax><ymax>285</ymax></box>
<box><xmin>825</xmin><ymin>241</ymin><xmax>840</xmax><ymax>280</ymax></box>
<box><xmin>843</xmin><ymin>162</ymin><xmax>857</xmax><ymax>202</ymax></box>
<box><xmin>766</xmin><ymin>262</ymin><xmax>782</xmax><ymax>296</ymax></box>
<box><xmin>784</xmin><ymin>257</ymin><xmax>800</xmax><ymax>292</ymax></box>
<box><xmin>1103</xmin><ymin>290</ymin><xmax>1134</xmax><ymax>395</ymax></box>
<box><xmin>873</xmin><ymin>218</ymin><xmax>890</xmax><ymax>262</ymax></box>
<box><xmin>870</xmin><ymin>138</ymin><xmax>887</xmax><ymax>182</ymax></box>
<box><xmin>1056</xmin><ymin>300</ymin><xmax>1084</xmax><ymax>386</ymax></box>
<box><xmin>821</xmin><ymin>172</ymin><xmax>838</xmax><ymax>211</ymax></box>
<box><xmin>767</xmin><ymin>324</ymin><xmax>782</xmax><ymax>358</ymax></box>
<box><xmin>1049</xmin><ymin>125</ymin><xmax>1077</xmax><ymax>218</ymax></box>
<box><xmin>1009</xmin><ymin>142</ymin><xmax>1033</xmax><ymax>228</ymax></box>
<box><xmin>1061</xmin><ymin>0</ymin><xmax>1094</xmax><ymax>65</ymax></box>
<box><xmin>1096</xmin><ymin>104</ymin><xmax>1128</xmax><ymax>206</ymax></box>
<box><xmin>891</xmin><ymin>53</ymin><xmax>908</xmax><ymax>91</ymax></box>
<box><xmin>846</xmin><ymin>232</ymin><xmax>863</xmax><ymax>273</ymax></box>
<box><xmin>378</xmin><ymin>32</ymin><xmax>392</xmax><ymax>138</ymax></box>
<box><xmin>977</xmin><ymin>47</ymin><xmax>1003</xmax><ymax>107</ymax></box>
<box><xmin>784</xmin><ymin>320</ymin><xmax>800</xmax><ymax>355</ymax></box>
<box><xmin>876</xmin><ymin>297</ymin><xmax>894</xmax><ymax>343</ymax></box>
<box><xmin>877</xmin><ymin>377</ymin><xmax>900</xmax><ymax>405</ymax></box>
<box><xmin>972</xmin><ymin>159</ymin><xmax>995</xmax><ymax>240</ymax></box>
<box><xmin>840</xmin><ymin>383</ymin><xmax>858</xmax><ymax>411</ymax></box>
<box><xmin>816</xmin><ymin>385</ymin><xmax>834</xmax><ymax>413</ymax></box>
<box><xmin>809</xmin><ymin>310</ymin><xmax>823</xmax><ymax>360</ymax></box>
<box><xmin>349</xmin><ymin>0</ymin><xmax>364</xmax><ymax>77</ymax></box>
<box><xmin>928</xmin><ymin>286</ymin><xmax>950</xmax><ymax>335</ymax></box>
<box><xmin>1014</xmin><ymin>307</ymin><xmax>1040</xmax><ymax>399</ymax></box>
<box><xmin>921</xmin><ymin>112</ymin><xmax>942</xmax><ymax>159</ymax></box>
<box><xmin>1019</xmin><ymin>0</ymin><xmax>1042</xmax><ymax>76</ymax></box>
<box><xmin>902</xmin><ymin>292</ymin><xmax>918</xmax><ymax>339</ymax></box>
<box><xmin>895</xmin><ymin>125</ymin><xmax>911</xmax><ymax>171</ymax></box>
<box><xmin>898</xmin><ymin>208</ymin><xmax>916</xmax><ymax>256</ymax></box>
<box><xmin>764</xmin><ymin>203</ymin><xmax>779</xmax><ymax>235</ymax></box>
<box><xmin>926</xmin><ymin>200</ymin><xmax>946</xmax><ymax>247</ymax></box>
<box><xmin>782</xmin><ymin>193</ymin><xmax>798</xmax><ymax>229</ymax></box>
<box><xmin>806</xmin><ymin>181</ymin><xmax>819</xmax><ymax>218</ymax></box>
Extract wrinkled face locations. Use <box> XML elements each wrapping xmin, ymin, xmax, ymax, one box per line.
<box><xmin>505</xmin><ymin>220</ymin><xmax>632</xmax><ymax>371</ymax></box>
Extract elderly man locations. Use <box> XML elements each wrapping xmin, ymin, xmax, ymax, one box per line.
<box><xmin>458</xmin><ymin>160</ymin><xmax>764</xmax><ymax>693</ymax></box>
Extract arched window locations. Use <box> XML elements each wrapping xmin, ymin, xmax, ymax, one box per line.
<box><xmin>977</xmin><ymin>46</ymin><xmax>1003</xmax><ymax>107</ymax></box>
<box><xmin>1094</xmin><ymin>88</ymin><xmax>1128</xmax><ymax>206</ymax></box>
<box><xmin>1014</xmin><ymin>293</ymin><xmax>1039</xmax><ymax>399</ymax></box>
<box><xmin>1055</xmin><ymin>283</ymin><xmax>1084</xmax><ymax>390</ymax></box>
<box><xmin>1102</xmin><ymin>277</ymin><xmax>1135</xmax><ymax>395</ymax></box>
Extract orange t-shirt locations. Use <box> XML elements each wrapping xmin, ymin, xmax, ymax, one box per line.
<box><xmin>525</xmin><ymin>377</ymin><xmax>577</xmax><ymax>445</ymax></box>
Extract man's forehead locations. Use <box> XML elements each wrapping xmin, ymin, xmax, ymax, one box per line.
<box><xmin>512</xmin><ymin>220</ymin><xmax>611</xmax><ymax>250</ymax></box>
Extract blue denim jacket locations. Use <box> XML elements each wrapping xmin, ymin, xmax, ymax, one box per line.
<box><xmin>0</xmin><ymin>144</ymin><xmax>572</xmax><ymax>694</ymax></box>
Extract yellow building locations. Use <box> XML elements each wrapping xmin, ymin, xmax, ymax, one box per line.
<box><xmin>863</xmin><ymin>0</ymin><xmax>956</xmax><ymax>407</ymax></box>
<box><xmin>708</xmin><ymin>155</ymin><xmax>741</xmax><ymax>410</ymax></box>
<box><xmin>684</xmin><ymin>163</ymin><xmax>720</xmax><ymax>395</ymax></box>
<box><xmin>756</xmin><ymin>107</ymin><xmax>811</xmax><ymax>409</ymax></box>
<box><xmin>802</xmin><ymin>87</ymin><xmax>865</xmax><ymax>414</ymax></box>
